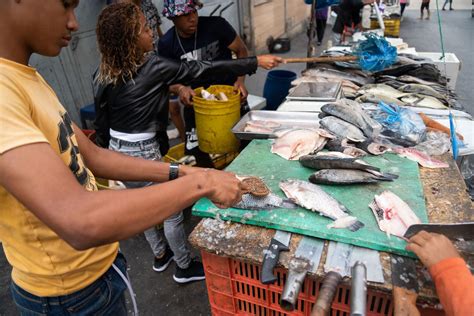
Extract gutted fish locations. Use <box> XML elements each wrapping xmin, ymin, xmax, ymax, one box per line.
<box><xmin>233</xmin><ymin>193</ymin><xmax>297</xmax><ymax>210</ymax></box>
<box><xmin>400</xmin><ymin>94</ymin><xmax>448</xmax><ymax>109</ymax></box>
<box><xmin>309</xmin><ymin>169</ymin><xmax>398</xmax><ymax>185</ymax></box>
<box><xmin>354</xmin><ymin>139</ymin><xmax>391</xmax><ymax>155</ymax></box>
<box><xmin>393</xmin><ymin>147</ymin><xmax>449</xmax><ymax>168</ymax></box>
<box><xmin>320</xmin><ymin>116</ymin><xmax>366</xmax><ymax>142</ymax></box>
<box><xmin>299</xmin><ymin>154</ymin><xmax>380</xmax><ymax>171</ymax></box>
<box><xmin>279</xmin><ymin>179</ymin><xmax>364</xmax><ymax>231</ymax></box>
<box><xmin>369</xmin><ymin>190</ymin><xmax>421</xmax><ymax>238</ymax></box>
<box><xmin>271</xmin><ymin>128</ymin><xmax>333</xmax><ymax>160</ymax></box>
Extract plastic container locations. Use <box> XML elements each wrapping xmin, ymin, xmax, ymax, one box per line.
<box><xmin>370</xmin><ymin>18</ymin><xmax>400</xmax><ymax>38</ymax></box>
<box><xmin>163</xmin><ymin>143</ymin><xmax>238</xmax><ymax>170</ymax></box>
<box><xmin>263</xmin><ymin>70</ymin><xmax>297</xmax><ymax>111</ymax></box>
<box><xmin>193</xmin><ymin>85</ymin><xmax>241</xmax><ymax>154</ymax></box>
<box><xmin>417</xmin><ymin>52</ymin><xmax>460</xmax><ymax>89</ymax></box>
<box><xmin>201</xmin><ymin>250</ymin><xmax>445</xmax><ymax>316</ymax></box>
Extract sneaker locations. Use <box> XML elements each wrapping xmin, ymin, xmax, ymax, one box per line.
<box><xmin>173</xmin><ymin>259</ymin><xmax>206</xmax><ymax>284</ymax></box>
<box><xmin>153</xmin><ymin>247</ymin><xmax>174</xmax><ymax>272</ymax></box>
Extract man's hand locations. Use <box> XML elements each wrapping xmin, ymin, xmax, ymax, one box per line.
<box><xmin>178</xmin><ymin>85</ymin><xmax>196</xmax><ymax>107</ymax></box>
<box><xmin>256</xmin><ymin>55</ymin><xmax>284</xmax><ymax>70</ymax></box>
<box><xmin>406</xmin><ymin>231</ymin><xmax>461</xmax><ymax>268</ymax></box>
<box><xmin>234</xmin><ymin>79</ymin><xmax>248</xmax><ymax>102</ymax></box>
<box><xmin>204</xmin><ymin>169</ymin><xmax>243</xmax><ymax>209</ymax></box>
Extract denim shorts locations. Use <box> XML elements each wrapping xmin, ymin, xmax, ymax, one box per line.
<box><xmin>10</xmin><ymin>253</ymin><xmax>128</xmax><ymax>316</ymax></box>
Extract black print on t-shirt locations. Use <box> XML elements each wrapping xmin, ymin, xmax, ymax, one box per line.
<box><xmin>57</xmin><ymin>112</ymin><xmax>89</xmax><ymax>185</ymax></box>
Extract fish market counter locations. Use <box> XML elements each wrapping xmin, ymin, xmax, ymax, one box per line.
<box><xmin>189</xmin><ymin>148</ymin><xmax>473</xmax><ymax>313</ymax></box>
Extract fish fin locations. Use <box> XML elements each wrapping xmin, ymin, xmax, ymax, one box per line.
<box><xmin>347</xmin><ymin>220</ymin><xmax>365</xmax><ymax>232</ymax></box>
<box><xmin>365</xmin><ymin>169</ymin><xmax>398</xmax><ymax>181</ymax></box>
<box><xmin>281</xmin><ymin>199</ymin><xmax>298</xmax><ymax>209</ymax></box>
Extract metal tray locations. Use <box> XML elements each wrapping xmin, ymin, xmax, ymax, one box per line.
<box><xmin>286</xmin><ymin>82</ymin><xmax>342</xmax><ymax>101</ymax></box>
<box><xmin>232</xmin><ymin>110</ymin><xmax>320</xmax><ymax>140</ymax></box>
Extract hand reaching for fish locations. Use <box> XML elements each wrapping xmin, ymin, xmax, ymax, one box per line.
<box><xmin>406</xmin><ymin>231</ymin><xmax>461</xmax><ymax>268</ymax></box>
<box><xmin>204</xmin><ymin>169</ymin><xmax>243</xmax><ymax>208</ymax></box>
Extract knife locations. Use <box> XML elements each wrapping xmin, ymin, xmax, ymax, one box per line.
<box><xmin>280</xmin><ymin>236</ymin><xmax>325</xmax><ymax>311</ymax></box>
<box><xmin>311</xmin><ymin>242</ymin><xmax>384</xmax><ymax>316</ymax></box>
<box><xmin>404</xmin><ymin>222</ymin><xmax>474</xmax><ymax>240</ymax></box>
<box><xmin>260</xmin><ymin>230</ymin><xmax>291</xmax><ymax>284</ymax></box>
<box><xmin>391</xmin><ymin>255</ymin><xmax>420</xmax><ymax>316</ymax></box>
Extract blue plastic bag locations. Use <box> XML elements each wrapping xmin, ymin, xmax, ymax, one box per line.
<box><xmin>373</xmin><ymin>102</ymin><xmax>426</xmax><ymax>145</ymax></box>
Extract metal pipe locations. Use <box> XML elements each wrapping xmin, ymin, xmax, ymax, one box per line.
<box><xmin>350</xmin><ymin>261</ymin><xmax>367</xmax><ymax>316</ymax></box>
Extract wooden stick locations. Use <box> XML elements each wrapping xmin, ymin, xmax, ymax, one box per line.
<box><xmin>284</xmin><ymin>56</ymin><xmax>358</xmax><ymax>63</ymax></box>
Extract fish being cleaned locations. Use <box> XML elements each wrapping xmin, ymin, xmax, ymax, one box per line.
<box><xmin>320</xmin><ymin>116</ymin><xmax>366</xmax><ymax>142</ymax></box>
<box><xmin>325</xmin><ymin>138</ymin><xmax>368</xmax><ymax>157</ymax></box>
<box><xmin>309</xmin><ymin>169</ymin><xmax>398</xmax><ymax>185</ymax></box>
<box><xmin>271</xmin><ymin>128</ymin><xmax>334</xmax><ymax>160</ymax></box>
<box><xmin>369</xmin><ymin>190</ymin><xmax>421</xmax><ymax>238</ymax></box>
<box><xmin>279</xmin><ymin>179</ymin><xmax>364</xmax><ymax>231</ymax></box>
<box><xmin>393</xmin><ymin>147</ymin><xmax>449</xmax><ymax>168</ymax></box>
<box><xmin>233</xmin><ymin>193</ymin><xmax>297</xmax><ymax>210</ymax></box>
<box><xmin>299</xmin><ymin>153</ymin><xmax>380</xmax><ymax>171</ymax></box>
<box><xmin>321</xmin><ymin>103</ymin><xmax>382</xmax><ymax>138</ymax></box>
<box><xmin>244</xmin><ymin>120</ymin><xmax>281</xmax><ymax>133</ymax></box>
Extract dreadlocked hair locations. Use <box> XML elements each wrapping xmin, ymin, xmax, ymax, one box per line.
<box><xmin>96</xmin><ymin>3</ymin><xmax>144</xmax><ymax>85</ymax></box>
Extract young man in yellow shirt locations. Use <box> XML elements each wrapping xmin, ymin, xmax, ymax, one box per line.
<box><xmin>0</xmin><ymin>0</ymin><xmax>244</xmax><ymax>314</ymax></box>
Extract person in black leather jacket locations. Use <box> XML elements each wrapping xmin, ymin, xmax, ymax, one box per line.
<box><xmin>93</xmin><ymin>3</ymin><xmax>282</xmax><ymax>283</ymax></box>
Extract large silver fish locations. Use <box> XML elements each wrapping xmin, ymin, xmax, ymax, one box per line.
<box><xmin>320</xmin><ymin>116</ymin><xmax>366</xmax><ymax>142</ymax></box>
<box><xmin>279</xmin><ymin>179</ymin><xmax>364</xmax><ymax>231</ymax></box>
<box><xmin>302</xmin><ymin>68</ymin><xmax>373</xmax><ymax>86</ymax></box>
<box><xmin>400</xmin><ymin>94</ymin><xmax>448</xmax><ymax>109</ymax></box>
<box><xmin>398</xmin><ymin>84</ymin><xmax>447</xmax><ymax>102</ymax></box>
<box><xmin>233</xmin><ymin>193</ymin><xmax>297</xmax><ymax>210</ymax></box>
<box><xmin>321</xmin><ymin>103</ymin><xmax>382</xmax><ymax>138</ymax></box>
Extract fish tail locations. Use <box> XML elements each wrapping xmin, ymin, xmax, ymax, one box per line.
<box><xmin>347</xmin><ymin>220</ymin><xmax>365</xmax><ymax>232</ymax></box>
<box><xmin>380</xmin><ymin>172</ymin><xmax>399</xmax><ymax>180</ymax></box>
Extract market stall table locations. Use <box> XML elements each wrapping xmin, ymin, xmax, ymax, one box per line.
<box><xmin>189</xmin><ymin>150</ymin><xmax>473</xmax><ymax>314</ymax></box>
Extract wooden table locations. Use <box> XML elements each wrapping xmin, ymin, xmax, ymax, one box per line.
<box><xmin>189</xmin><ymin>153</ymin><xmax>473</xmax><ymax>305</ymax></box>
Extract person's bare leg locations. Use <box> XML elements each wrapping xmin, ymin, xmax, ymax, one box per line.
<box><xmin>169</xmin><ymin>100</ymin><xmax>186</xmax><ymax>142</ymax></box>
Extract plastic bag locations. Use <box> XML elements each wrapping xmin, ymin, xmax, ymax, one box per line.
<box><xmin>372</xmin><ymin>102</ymin><xmax>426</xmax><ymax>146</ymax></box>
<box><xmin>414</xmin><ymin>131</ymin><xmax>451</xmax><ymax>156</ymax></box>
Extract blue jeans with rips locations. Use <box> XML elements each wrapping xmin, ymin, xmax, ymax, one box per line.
<box><xmin>109</xmin><ymin>136</ymin><xmax>191</xmax><ymax>269</ymax></box>
<box><xmin>10</xmin><ymin>253</ymin><xmax>128</xmax><ymax>316</ymax></box>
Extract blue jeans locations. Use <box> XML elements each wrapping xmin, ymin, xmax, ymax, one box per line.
<box><xmin>109</xmin><ymin>136</ymin><xmax>191</xmax><ymax>269</ymax></box>
<box><xmin>10</xmin><ymin>253</ymin><xmax>128</xmax><ymax>316</ymax></box>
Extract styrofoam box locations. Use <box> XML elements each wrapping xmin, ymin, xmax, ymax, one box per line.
<box><xmin>417</xmin><ymin>52</ymin><xmax>461</xmax><ymax>90</ymax></box>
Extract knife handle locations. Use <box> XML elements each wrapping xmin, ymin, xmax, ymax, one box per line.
<box><xmin>311</xmin><ymin>271</ymin><xmax>342</xmax><ymax>316</ymax></box>
<box><xmin>260</xmin><ymin>238</ymin><xmax>290</xmax><ymax>285</ymax></box>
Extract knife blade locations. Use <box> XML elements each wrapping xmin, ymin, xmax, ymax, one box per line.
<box><xmin>260</xmin><ymin>230</ymin><xmax>291</xmax><ymax>284</ymax></box>
<box><xmin>404</xmin><ymin>222</ymin><xmax>474</xmax><ymax>240</ymax></box>
<box><xmin>391</xmin><ymin>255</ymin><xmax>420</xmax><ymax>316</ymax></box>
<box><xmin>280</xmin><ymin>236</ymin><xmax>325</xmax><ymax>311</ymax></box>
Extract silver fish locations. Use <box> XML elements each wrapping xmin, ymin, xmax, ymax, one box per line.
<box><xmin>299</xmin><ymin>154</ymin><xmax>380</xmax><ymax>171</ymax></box>
<box><xmin>324</xmin><ymin>138</ymin><xmax>368</xmax><ymax>157</ymax></box>
<box><xmin>400</xmin><ymin>94</ymin><xmax>448</xmax><ymax>109</ymax></box>
<box><xmin>398</xmin><ymin>84</ymin><xmax>447</xmax><ymax>102</ymax></box>
<box><xmin>233</xmin><ymin>193</ymin><xmax>296</xmax><ymax>210</ymax></box>
<box><xmin>279</xmin><ymin>179</ymin><xmax>364</xmax><ymax>231</ymax></box>
<box><xmin>320</xmin><ymin>116</ymin><xmax>366</xmax><ymax>142</ymax></box>
<box><xmin>309</xmin><ymin>169</ymin><xmax>398</xmax><ymax>185</ymax></box>
<box><xmin>356</xmin><ymin>93</ymin><xmax>405</xmax><ymax>107</ymax></box>
<box><xmin>302</xmin><ymin>68</ymin><xmax>373</xmax><ymax>86</ymax></box>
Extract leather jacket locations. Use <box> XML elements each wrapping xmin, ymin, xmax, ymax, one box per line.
<box><xmin>93</xmin><ymin>54</ymin><xmax>258</xmax><ymax>147</ymax></box>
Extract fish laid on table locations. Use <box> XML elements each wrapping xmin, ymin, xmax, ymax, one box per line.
<box><xmin>356</xmin><ymin>93</ymin><xmax>405</xmax><ymax>107</ymax></box>
<box><xmin>325</xmin><ymin>138</ymin><xmax>368</xmax><ymax>157</ymax></box>
<box><xmin>393</xmin><ymin>147</ymin><xmax>449</xmax><ymax>168</ymax></box>
<box><xmin>271</xmin><ymin>128</ymin><xmax>334</xmax><ymax>160</ymax></box>
<box><xmin>369</xmin><ymin>190</ymin><xmax>422</xmax><ymax>238</ymax></box>
<box><xmin>357</xmin><ymin>84</ymin><xmax>407</xmax><ymax>99</ymax></box>
<box><xmin>398</xmin><ymin>84</ymin><xmax>447</xmax><ymax>101</ymax></box>
<box><xmin>301</xmin><ymin>68</ymin><xmax>373</xmax><ymax>87</ymax></box>
<box><xmin>400</xmin><ymin>94</ymin><xmax>448</xmax><ymax>109</ymax></box>
<box><xmin>320</xmin><ymin>116</ymin><xmax>366</xmax><ymax>142</ymax></box>
<box><xmin>321</xmin><ymin>103</ymin><xmax>382</xmax><ymax>138</ymax></box>
<box><xmin>233</xmin><ymin>193</ymin><xmax>297</xmax><ymax>210</ymax></box>
<box><xmin>279</xmin><ymin>179</ymin><xmax>364</xmax><ymax>231</ymax></box>
<box><xmin>309</xmin><ymin>169</ymin><xmax>398</xmax><ymax>185</ymax></box>
<box><xmin>244</xmin><ymin>120</ymin><xmax>281</xmax><ymax>133</ymax></box>
<box><xmin>299</xmin><ymin>153</ymin><xmax>380</xmax><ymax>171</ymax></box>
<box><xmin>354</xmin><ymin>139</ymin><xmax>390</xmax><ymax>155</ymax></box>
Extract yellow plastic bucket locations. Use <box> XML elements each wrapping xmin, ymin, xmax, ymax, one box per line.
<box><xmin>193</xmin><ymin>85</ymin><xmax>241</xmax><ymax>154</ymax></box>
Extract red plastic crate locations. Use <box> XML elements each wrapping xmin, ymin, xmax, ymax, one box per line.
<box><xmin>201</xmin><ymin>251</ymin><xmax>444</xmax><ymax>316</ymax></box>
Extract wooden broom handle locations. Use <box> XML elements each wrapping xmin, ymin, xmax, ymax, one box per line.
<box><xmin>284</xmin><ymin>56</ymin><xmax>358</xmax><ymax>63</ymax></box>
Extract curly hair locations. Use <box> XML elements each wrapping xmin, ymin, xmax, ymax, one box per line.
<box><xmin>96</xmin><ymin>3</ymin><xmax>144</xmax><ymax>84</ymax></box>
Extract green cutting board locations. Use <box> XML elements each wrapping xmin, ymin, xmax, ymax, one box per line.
<box><xmin>193</xmin><ymin>140</ymin><xmax>428</xmax><ymax>258</ymax></box>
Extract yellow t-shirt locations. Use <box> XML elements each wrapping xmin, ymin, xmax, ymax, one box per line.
<box><xmin>0</xmin><ymin>58</ymin><xmax>119</xmax><ymax>297</ymax></box>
